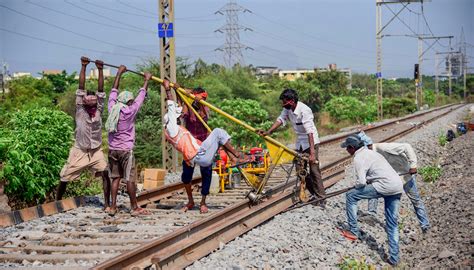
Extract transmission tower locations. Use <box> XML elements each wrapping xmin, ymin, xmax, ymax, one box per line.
<box><xmin>215</xmin><ymin>0</ymin><xmax>252</xmax><ymax>68</ymax></box>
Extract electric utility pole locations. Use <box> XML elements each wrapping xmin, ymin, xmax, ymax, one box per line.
<box><xmin>159</xmin><ymin>0</ymin><xmax>178</xmax><ymax>172</ymax></box>
<box><xmin>375</xmin><ymin>0</ymin><xmax>425</xmax><ymax>119</ymax></box>
<box><xmin>459</xmin><ymin>27</ymin><xmax>468</xmax><ymax>100</ymax></box>
<box><xmin>435</xmin><ymin>50</ymin><xmax>461</xmax><ymax>96</ymax></box>
<box><xmin>416</xmin><ymin>35</ymin><xmax>453</xmax><ymax>109</ymax></box>
<box><xmin>215</xmin><ymin>0</ymin><xmax>252</xmax><ymax>68</ymax></box>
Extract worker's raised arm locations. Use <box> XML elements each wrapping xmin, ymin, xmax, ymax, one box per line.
<box><xmin>162</xmin><ymin>79</ymin><xmax>174</xmax><ymax>100</ymax></box>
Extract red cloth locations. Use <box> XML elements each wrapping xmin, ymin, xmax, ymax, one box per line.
<box><xmin>218</xmin><ymin>149</ymin><xmax>228</xmax><ymax>167</ymax></box>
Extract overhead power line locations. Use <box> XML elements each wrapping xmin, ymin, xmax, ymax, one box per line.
<box><xmin>113</xmin><ymin>0</ymin><xmax>222</xmax><ymax>22</ymax></box>
<box><xmin>117</xmin><ymin>0</ymin><xmax>155</xmax><ymax>16</ymax></box>
<box><xmin>26</xmin><ymin>0</ymin><xmax>150</xmax><ymax>34</ymax></box>
<box><xmin>0</xmin><ymin>27</ymin><xmax>143</xmax><ymax>58</ymax></box>
<box><xmin>0</xmin><ymin>3</ymin><xmax>154</xmax><ymax>55</ymax></box>
<box><xmin>82</xmin><ymin>0</ymin><xmax>155</xmax><ymax>19</ymax></box>
<box><xmin>63</xmin><ymin>0</ymin><xmax>154</xmax><ymax>34</ymax></box>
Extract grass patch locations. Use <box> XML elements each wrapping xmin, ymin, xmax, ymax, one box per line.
<box><xmin>64</xmin><ymin>171</ymin><xmax>103</xmax><ymax>198</ymax></box>
<box><xmin>398</xmin><ymin>215</ymin><xmax>407</xmax><ymax>232</ymax></box>
<box><xmin>438</xmin><ymin>132</ymin><xmax>447</xmax><ymax>146</ymax></box>
<box><xmin>338</xmin><ymin>256</ymin><xmax>375</xmax><ymax>270</ymax></box>
<box><xmin>418</xmin><ymin>165</ymin><xmax>442</xmax><ymax>183</ymax></box>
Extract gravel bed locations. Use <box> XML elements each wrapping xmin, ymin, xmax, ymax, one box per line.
<box><xmin>187</xmin><ymin>105</ymin><xmax>472</xmax><ymax>269</ymax></box>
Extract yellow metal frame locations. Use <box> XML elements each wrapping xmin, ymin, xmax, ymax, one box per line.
<box><xmin>213</xmin><ymin>149</ymin><xmax>270</xmax><ymax>192</ymax></box>
<box><xmin>152</xmin><ymin>76</ymin><xmax>299</xmax><ymax>195</ymax></box>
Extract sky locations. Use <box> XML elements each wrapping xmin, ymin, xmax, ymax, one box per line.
<box><xmin>0</xmin><ymin>0</ymin><xmax>473</xmax><ymax>78</ymax></box>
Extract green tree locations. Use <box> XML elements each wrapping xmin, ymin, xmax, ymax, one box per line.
<box><xmin>306</xmin><ymin>70</ymin><xmax>349</xmax><ymax>104</ymax></box>
<box><xmin>0</xmin><ymin>76</ymin><xmax>55</xmax><ymax>124</ymax></box>
<box><xmin>42</xmin><ymin>70</ymin><xmax>77</xmax><ymax>94</ymax></box>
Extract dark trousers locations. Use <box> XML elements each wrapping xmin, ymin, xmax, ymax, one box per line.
<box><xmin>181</xmin><ymin>160</ymin><xmax>213</xmax><ymax>196</ymax></box>
<box><xmin>300</xmin><ymin>144</ymin><xmax>326</xmax><ymax>199</ymax></box>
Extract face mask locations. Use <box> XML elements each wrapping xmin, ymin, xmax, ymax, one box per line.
<box><xmin>282</xmin><ymin>100</ymin><xmax>294</xmax><ymax>110</ymax></box>
<box><xmin>84</xmin><ymin>105</ymin><xmax>97</xmax><ymax>118</ymax></box>
<box><xmin>192</xmin><ymin>102</ymin><xmax>200</xmax><ymax>111</ymax></box>
<box><xmin>194</xmin><ymin>92</ymin><xmax>208</xmax><ymax>100</ymax></box>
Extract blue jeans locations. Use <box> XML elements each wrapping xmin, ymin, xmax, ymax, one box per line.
<box><xmin>194</xmin><ymin>128</ymin><xmax>231</xmax><ymax>167</ymax></box>
<box><xmin>181</xmin><ymin>160</ymin><xmax>212</xmax><ymax>196</ymax></box>
<box><xmin>347</xmin><ymin>185</ymin><xmax>401</xmax><ymax>264</ymax></box>
<box><xmin>368</xmin><ymin>175</ymin><xmax>430</xmax><ymax>230</ymax></box>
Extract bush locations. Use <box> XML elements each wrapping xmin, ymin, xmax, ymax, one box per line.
<box><xmin>324</xmin><ymin>96</ymin><xmax>376</xmax><ymax>124</ymax></box>
<box><xmin>419</xmin><ymin>165</ymin><xmax>442</xmax><ymax>183</ymax></box>
<box><xmin>382</xmin><ymin>97</ymin><xmax>416</xmax><ymax>117</ymax></box>
<box><xmin>208</xmin><ymin>98</ymin><xmax>272</xmax><ymax>147</ymax></box>
<box><xmin>0</xmin><ymin>108</ymin><xmax>74</xmax><ymax>204</ymax></box>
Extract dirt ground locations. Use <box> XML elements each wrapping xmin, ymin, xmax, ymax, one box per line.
<box><xmin>401</xmin><ymin>130</ymin><xmax>473</xmax><ymax>268</ymax></box>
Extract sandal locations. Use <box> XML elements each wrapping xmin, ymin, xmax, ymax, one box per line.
<box><xmin>130</xmin><ymin>207</ymin><xmax>151</xmax><ymax>217</ymax></box>
<box><xmin>337</xmin><ymin>228</ymin><xmax>358</xmax><ymax>241</ymax></box>
<box><xmin>200</xmin><ymin>204</ymin><xmax>209</xmax><ymax>214</ymax></box>
<box><xmin>108</xmin><ymin>208</ymin><xmax>118</xmax><ymax>217</ymax></box>
<box><xmin>181</xmin><ymin>202</ymin><xmax>195</xmax><ymax>212</ymax></box>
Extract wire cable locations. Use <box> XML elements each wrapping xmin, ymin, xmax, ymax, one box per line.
<box><xmin>0</xmin><ymin>3</ymin><xmax>154</xmax><ymax>55</ymax></box>
<box><xmin>82</xmin><ymin>0</ymin><xmax>156</xmax><ymax>19</ymax></box>
<box><xmin>117</xmin><ymin>0</ymin><xmax>155</xmax><ymax>16</ymax></box>
<box><xmin>63</xmin><ymin>0</ymin><xmax>154</xmax><ymax>34</ymax></box>
<box><xmin>0</xmin><ymin>27</ymin><xmax>143</xmax><ymax>58</ymax></box>
<box><xmin>26</xmin><ymin>0</ymin><xmax>151</xmax><ymax>34</ymax></box>
<box><xmin>112</xmin><ymin>0</ymin><xmax>222</xmax><ymax>22</ymax></box>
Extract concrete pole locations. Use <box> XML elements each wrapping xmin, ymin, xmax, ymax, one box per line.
<box><xmin>376</xmin><ymin>1</ymin><xmax>383</xmax><ymax>119</ymax></box>
<box><xmin>159</xmin><ymin>0</ymin><xmax>178</xmax><ymax>172</ymax></box>
<box><xmin>448</xmin><ymin>53</ymin><xmax>452</xmax><ymax>96</ymax></box>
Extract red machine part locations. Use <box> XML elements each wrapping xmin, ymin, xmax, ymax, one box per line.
<box><xmin>218</xmin><ymin>149</ymin><xmax>228</xmax><ymax>167</ymax></box>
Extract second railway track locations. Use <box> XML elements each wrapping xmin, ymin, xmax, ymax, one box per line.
<box><xmin>0</xmin><ymin>103</ymin><xmax>465</xmax><ymax>269</ymax></box>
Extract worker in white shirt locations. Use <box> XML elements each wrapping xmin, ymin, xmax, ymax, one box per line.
<box><xmin>258</xmin><ymin>89</ymin><xmax>326</xmax><ymax>206</ymax></box>
<box><xmin>357</xmin><ymin>131</ymin><xmax>430</xmax><ymax>233</ymax></box>
<box><xmin>340</xmin><ymin>134</ymin><xmax>403</xmax><ymax>266</ymax></box>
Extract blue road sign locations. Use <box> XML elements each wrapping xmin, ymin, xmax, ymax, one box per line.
<box><xmin>158</xmin><ymin>23</ymin><xmax>174</xmax><ymax>38</ymax></box>
<box><xmin>375</xmin><ymin>72</ymin><xmax>382</xmax><ymax>78</ymax></box>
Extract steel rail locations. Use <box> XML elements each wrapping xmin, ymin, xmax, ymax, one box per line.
<box><xmin>318</xmin><ymin>103</ymin><xmax>455</xmax><ymax>145</ymax></box>
<box><xmin>134</xmin><ymin>103</ymin><xmax>461</xmax><ymax>208</ymax></box>
<box><xmin>94</xmin><ymin>103</ymin><xmax>465</xmax><ymax>270</ymax></box>
<box><xmin>136</xmin><ymin>177</ymin><xmax>202</xmax><ymax>207</ymax></box>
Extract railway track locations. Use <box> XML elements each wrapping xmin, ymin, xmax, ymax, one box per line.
<box><xmin>0</xmin><ymin>103</ymin><xmax>464</xmax><ymax>269</ymax></box>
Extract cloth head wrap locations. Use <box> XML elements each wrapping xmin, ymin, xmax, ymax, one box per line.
<box><xmin>105</xmin><ymin>91</ymin><xmax>134</xmax><ymax>133</ymax></box>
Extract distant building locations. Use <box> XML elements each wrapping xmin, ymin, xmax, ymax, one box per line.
<box><xmin>278</xmin><ymin>64</ymin><xmax>352</xmax><ymax>89</ymax></box>
<box><xmin>42</xmin><ymin>70</ymin><xmax>62</xmax><ymax>76</ymax></box>
<box><xmin>12</xmin><ymin>72</ymin><xmax>32</xmax><ymax>78</ymax></box>
<box><xmin>255</xmin><ymin>66</ymin><xmax>279</xmax><ymax>79</ymax></box>
<box><xmin>314</xmin><ymin>64</ymin><xmax>352</xmax><ymax>89</ymax></box>
<box><xmin>89</xmin><ymin>68</ymin><xmax>112</xmax><ymax>79</ymax></box>
<box><xmin>278</xmin><ymin>69</ymin><xmax>314</xmax><ymax>81</ymax></box>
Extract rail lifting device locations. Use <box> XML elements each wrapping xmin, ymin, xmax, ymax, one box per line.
<box><xmin>95</xmin><ymin>60</ymin><xmax>310</xmax><ymax>204</ymax></box>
